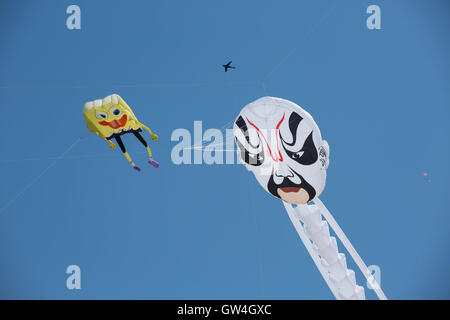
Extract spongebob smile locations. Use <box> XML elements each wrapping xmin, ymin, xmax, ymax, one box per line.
<box><xmin>98</xmin><ymin>114</ymin><xmax>128</xmax><ymax>129</ymax></box>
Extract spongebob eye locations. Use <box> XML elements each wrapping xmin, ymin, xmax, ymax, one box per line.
<box><xmin>95</xmin><ymin>111</ymin><xmax>108</xmax><ymax>120</ymax></box>
<box><xmin>109</xmin><ymin>106</ymin><xmax>121</xmax><ymax>116</ymax></box>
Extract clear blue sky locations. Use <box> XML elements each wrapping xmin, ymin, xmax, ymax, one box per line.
<box><xmin>0</xmin><ymin>0</ymin><xmax>449</xmax><ymax>299</ymax></box>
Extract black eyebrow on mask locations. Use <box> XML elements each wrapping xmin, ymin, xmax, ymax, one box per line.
<box><xmin>235</xmin><ymin>116</ymin><xmax>248</xmax><ymax>133</ymax></box>
<box><xmin>235</xmin><ymin>116</ymin><xmax>259</xmax><ymax>148</ymax></box>
<box><xmin>282</xmin><ymin>112</ymin><xmax>303</xmax><ymax>147</ymax></box>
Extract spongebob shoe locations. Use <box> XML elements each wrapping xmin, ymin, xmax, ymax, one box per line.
<box><xmin>149</xmin><ymin>160</ymin><xmax>159</xmax><ymax>168</ymax></box>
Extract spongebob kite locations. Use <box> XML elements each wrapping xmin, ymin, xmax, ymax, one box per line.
<box><xmin>83</xmin><ymin>94</ymin><xmax>159</xmax><ymax>171</ymax></box>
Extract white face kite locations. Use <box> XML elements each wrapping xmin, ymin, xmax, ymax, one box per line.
<box><xmin>233</xmin><ymin>97</ymin><xmax>330</xmax><ymax>204</ymax></box>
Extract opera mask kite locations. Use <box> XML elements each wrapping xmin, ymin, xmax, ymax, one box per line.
<box><xmin>233</xmin><ymin>96</ymin><xmax>329</xmax><ymax>204</ymax></box>
<box><xmin>233</xmin><ymin>97</ymin><xmax>386</xmax><ymax>300</ymax></box>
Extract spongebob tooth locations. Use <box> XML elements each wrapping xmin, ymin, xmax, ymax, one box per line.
<box><xmin>84</xmin><ymin>101</ymin><xmax>94</xmax><ymax>111</ymax></box>
<box><xmin>103</xmin><ymin>95</ymin><xmax>112</xmax><ymax>106</ymax></box>
<box><xmin>111</xmin><ymin>94</ymin><xmax>119</xmax><ymax>104</ymax></box>
<box><xmin>94</xmin><ymin>99</ymin><xmax>102</xmax><ymax>107</ymax></box>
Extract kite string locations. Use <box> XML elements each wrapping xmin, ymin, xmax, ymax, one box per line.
<box><xmin>0</xmin><ymin>137</ymin><xmax>82</xmax><ymax>214</ymax></box>
<box><xmin>0</xmin><ymin>81</ymin><xmax>258</xmax><ymax>90</ymax></box>
<box><xmin>262</xmin><ymin>0</ymin><xmax>338</xmax><ymax>83</ymax></box>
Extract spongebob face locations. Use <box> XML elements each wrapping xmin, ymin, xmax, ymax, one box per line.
<box><xmin>83</xmin><ymin>94</ymin><xmax>141</xmax><ymax>139</ymax></box>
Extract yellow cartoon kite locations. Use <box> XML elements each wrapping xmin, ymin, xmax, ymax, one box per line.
<box><xmin>83</xmin><ymin>94</ymin><xmax>159</xmax><ymax>171</ymax></box>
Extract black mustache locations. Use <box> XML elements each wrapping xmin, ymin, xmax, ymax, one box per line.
<box><xmin>267</xmin><ymin>166</ymin><xmax>316</xmax><ymax>202</ymax></box>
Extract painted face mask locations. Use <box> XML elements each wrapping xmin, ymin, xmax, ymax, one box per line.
<box><xmin>233</xmin><ymin>96</ymin><xmax>329</xmax><ymax>204</ymax></box>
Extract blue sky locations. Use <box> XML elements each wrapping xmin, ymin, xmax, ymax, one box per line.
<box><xmin>0</xmin><ymin>0</ymin><xmax>449</xmax><ymax>299</ymax></box>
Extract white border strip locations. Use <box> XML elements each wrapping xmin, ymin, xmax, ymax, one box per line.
<box><xmin>314</xmin><ymin>197</ymin><xmax>387</xmax><ymax>300</ymax></box>
<box><xmin>283</xmin><ymin>201</ymin><xmax>340</xmax><ymax>299</ymax></box>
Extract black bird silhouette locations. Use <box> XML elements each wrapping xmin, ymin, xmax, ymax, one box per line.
<box><xmin>222</xmin><ymin>61</ymin><xmax>236</xmax><ymax>72</ymax></box>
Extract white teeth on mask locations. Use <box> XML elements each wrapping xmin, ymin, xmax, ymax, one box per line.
<box><xmin>94</xmin><ymin>99</ymin><xmax>102</xmax><ymax>107</ymax></box>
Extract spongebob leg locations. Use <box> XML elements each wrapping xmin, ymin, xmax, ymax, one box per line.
<box><xmin>115</xmin><ymin>136</ymin><xmax>141</xmax><ymax>171</ymax></box>
<box><xmin>133</xmin><ymin>132</ymin><xmax>151</xmax><ymax>158</ymax></box>
<box><xmin>133</xmin><ymin>131</ymin><xmax>159</xmax><ymax>168</ymax></box>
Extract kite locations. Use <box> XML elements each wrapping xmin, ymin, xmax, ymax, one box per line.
<box><xmin>83</xmin><ymin>94</ymin><xmax>159</xmax><ymax>171</ymax></box>
<box><xmin>233</xmin><ymin>96</ymin><xmax>387</xmax><ymax>300</ymax></box>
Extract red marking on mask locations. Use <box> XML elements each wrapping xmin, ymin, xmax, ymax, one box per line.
<box><xmin>246</xmin><ymin>113</ymin><xmax>285</xmax><ymax>162</ymax></box>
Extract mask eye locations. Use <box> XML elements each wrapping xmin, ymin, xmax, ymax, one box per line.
<box><xmin>95</xmin><ymin>111</ymin><xmax>108</xmax><ymax>120</ymax></box>
<box><xmin>292</xmin><ymin>151</ymin><xmax>304</xmax><ymax>159</ymax></box>
<box><xmin>249</xmin><ymin>153</ymin><xmax>264</xmax><ymax>162</ymax></box>
<box><xmin>282</xmin><ymin>132</ymin><xmax>318</xmax><ymax>165</ymax></box>
<box><xmin>110</xmin><ymin>106</ymin><xmax>121</xmax><ymax>116</ymax></box>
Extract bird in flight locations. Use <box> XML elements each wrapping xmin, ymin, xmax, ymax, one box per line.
<box><xmin>222</xmin><ymin>61</ymin><xmax>236</xmax><ymax>72</ymax></box>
